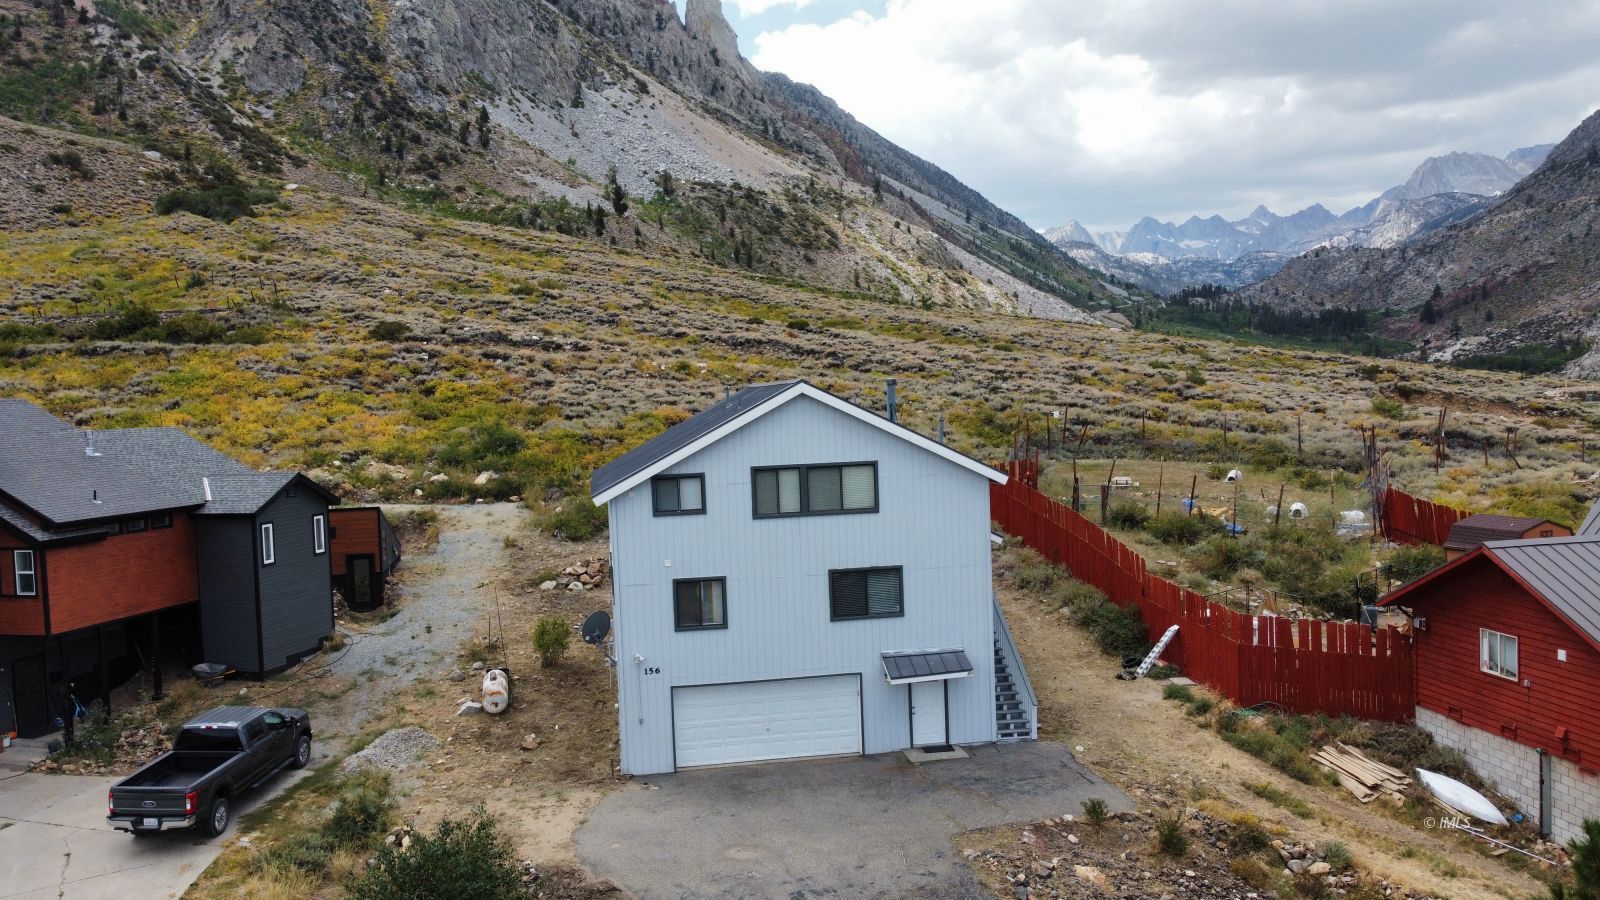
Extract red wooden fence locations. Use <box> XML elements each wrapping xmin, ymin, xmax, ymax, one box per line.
<box><xmin>992</xmin><ymin>467</ymin><xmax>1416</xmax><ymax>721</ymax></box>
<box><xmin>1380</xmin><ymin>486</ymin><xmax>1470</xmax><ymax>546</ymax></box>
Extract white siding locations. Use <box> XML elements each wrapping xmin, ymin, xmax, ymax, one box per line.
<box><xmin>609</xmin><ymin>395</ymin><xmax>997</xmax><ymax>775</ymax></box>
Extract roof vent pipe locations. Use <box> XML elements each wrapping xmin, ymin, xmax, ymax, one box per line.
<box><xmin>84</xmin><ymin>429</ymin><xmax>100</xmax><ymax>458</ymax></box>
<box><xmin>886</xmin><ymin>378</ymin><xmax>897</xmax><ymax>423</ymax></box>
<box><xmin>202</xmin><ymin>477</ymin><xmax>212</xmax><ymax>502</ymax></box>
<box><xmin>91</xmin><ymin>489</ymin><xmax>102</xmax><ymax>504</ymax></box>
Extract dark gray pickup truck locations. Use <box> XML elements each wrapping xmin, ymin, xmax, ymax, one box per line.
<box><xmin>108</xmin><ymin>705</ymin><xmax>312</xmax><ymax>837</ymax></box>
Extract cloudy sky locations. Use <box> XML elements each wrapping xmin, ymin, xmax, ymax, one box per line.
<box><xmin>683</xmin><ymin>0</ymin><xmax>1600</xmax><ymax>233</ymax></box>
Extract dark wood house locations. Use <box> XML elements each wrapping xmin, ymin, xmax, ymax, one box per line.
<box><xmin>0</xmin><ymin>400</ymin><xmax>338</xmax><ymax>738</ymax></box>
<box><xmin>329</xmin><ymin>506</ymin><xmax>402</xmax><ymax>611</ymax></box>
<box><xmin>1442</xmin><ymin>513</ymin><xmax>1570</xmax><ymax>560</ymax></box>
<box><xmin>1379</xmin><ymin>535</ymin><xmax>1600</xmax><ymax>842</ymax></box>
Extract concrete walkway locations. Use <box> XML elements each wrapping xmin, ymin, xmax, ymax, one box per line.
<box><xmin>0</xmin><ymin>767</ymin><xmax>306</xmax><ymax>900</ymax></box>
<box><xmin>577</xmin><ymin>741</ymin><xmax>1129</xmax><ymax>899</ymax></box>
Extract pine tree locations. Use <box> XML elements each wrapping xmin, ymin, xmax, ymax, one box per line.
<box><xmin>1420</xmin><ymin>298</ymin><xmax>1439</xmax><ymax>324</ymax></box>
<box><xmin>605</xmin><ymin>165</ymin><xmax>628</xmax><ymax>216</ymax></box>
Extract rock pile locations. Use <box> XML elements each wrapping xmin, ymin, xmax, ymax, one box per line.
<box><xmin>540</xmin><ymin>558</ymin><xmax>609</xmax><ymax>592</ymax></box>
<box><xmin>340</xmin><ymin>726</ymin><xmax>441</xmax><ymax>774</ymax></box>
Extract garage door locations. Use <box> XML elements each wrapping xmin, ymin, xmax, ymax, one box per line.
<box><xmin>673</xmin><ymin>675</ymin><xmax>862</xmax><ymax>768</ymax></box>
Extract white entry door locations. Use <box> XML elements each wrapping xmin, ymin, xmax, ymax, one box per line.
<box><xmin>910</xmin><ymin>680</ymin><xmax>948</xmax><ymax>747</ymax></box>
<box><xmin>673</xmin><ymin>675</ymin><xmax>862</xmax><ymax>768</ymax></box>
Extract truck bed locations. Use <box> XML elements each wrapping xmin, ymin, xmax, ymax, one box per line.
<box><xmin>116</xmin><ymin>751</ymin><xmax>239</xmax><ymax>790</ymax></box>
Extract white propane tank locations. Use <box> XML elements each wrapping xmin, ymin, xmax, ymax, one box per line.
<box><xmin>482</xmin><ymin>667</ymin><xmax>511</xmax><ymax>715</ymax></box>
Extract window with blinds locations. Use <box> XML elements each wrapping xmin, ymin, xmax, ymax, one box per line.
<box><xmin>753</xmin><ymin>463</ymin><xmax>876</xmax><ymax>517</ymax></box>
<box><xmin>675</xmin><ymin>578</ymin><xmax>727</xmax><ymax>630</ymax></box>
<box><xmin>652</xmin><ymin>474</ymin><xmax>706</xmax><ymax>516</ymax></box>
<box><xmin>829</xmin><ymin>567</ymin><xmax>903</xmax><ymax>620</ymax></box>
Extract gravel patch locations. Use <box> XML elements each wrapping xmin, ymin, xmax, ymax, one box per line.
<box><xmin>340</xmin><ymin>726</ymin><xmax>441</xmax><ymax>774</ymax></box>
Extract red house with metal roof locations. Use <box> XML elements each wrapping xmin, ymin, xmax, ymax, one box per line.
<box><xmin>1379</xmin><ymin>535</ymin><xmax>1600</xmax><ymax>842</ymax></box>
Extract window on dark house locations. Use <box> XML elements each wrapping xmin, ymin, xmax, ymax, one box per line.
<box><xmin>261</xmin><ymin>524</ymin><xmax>276</xmax><ymax>566</ymax></box>
<box><xmin>674</xmin><ymin>578</ymin><xmax>727</xmax><ymax>630</ymax></box>
<box><xmin>652</xmin><ymin>475</ymin><xmax>706</xmax><ymax>516</ymax></box>
<box><xmin>829</xmin><ymin>567</ymin><xmax>903</xmax><ymax>620</ymax></box>
<box><xmin>312</xmin><ymin>515</ymin><xmax>327</xmax><ymax>554</ymax></box>
<box><xmin>13</xmin><ymin>550</ymin><xmax>37</xmax><ymax>596</ymax></box>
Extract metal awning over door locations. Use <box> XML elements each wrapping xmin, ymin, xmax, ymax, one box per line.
<box><xmin>881</xmin><ymin>649</ymin><xmax>973</xmax><ymax>685</ymax></box>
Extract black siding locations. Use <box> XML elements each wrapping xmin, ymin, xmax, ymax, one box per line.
<box><xmin>196</xmin><ymin>517</ymin><xmax>261</xmax><ymax>671</ymax></box>
<box><xmin>255</xmin><ymin>491</ymin><xmax>333</xmax><ymax>670</ymax></box>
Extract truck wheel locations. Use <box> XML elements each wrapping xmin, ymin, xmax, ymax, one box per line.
<box><xmin>202</xmin><ymin>796</ymin><xmax>231</xmax><ymax>837</ymax></box>
<box><xmin>290</xmin><ymin>734</ymin><xmax>312</xmax><ymax>770</ymax></box>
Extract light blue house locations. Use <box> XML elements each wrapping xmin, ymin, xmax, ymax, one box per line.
<box><xmin>590</xmin><ymin>380</ymin><xmax>1037</xmax><ymax>776</ymax></box>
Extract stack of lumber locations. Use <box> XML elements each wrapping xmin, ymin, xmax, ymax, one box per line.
<box><xmin>1312</xmin><ymin>742</ymin><xmax>1411</xmax><ymax>804</ymax></box>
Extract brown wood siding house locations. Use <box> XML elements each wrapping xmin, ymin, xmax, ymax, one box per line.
<box><xmin>329</xmin><ymin>506</ymin><xmax>401</xmax><ymax>611</ymax></box>
<box><xmin>0</xmin><ymin>400</ymin><xmax>338</xmax><ymax>738</ymax></box>
<box><xmin>1442</xmin><ymin>514</ymin><xmax>1571</xmax><ymax>560</ymax></box>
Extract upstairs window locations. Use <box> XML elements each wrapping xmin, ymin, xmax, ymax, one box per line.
<box><xmin>13</xmin><ymin>550</ymin><xmax>36</xmax><ymax>597</ymax></box>
<box><xmin>124</xmin><ymin>517</ymin><xmax>148</xmax><ymax>533</ymax></box>
<box><xmin>150</xmin><ymin>513</ymin><xmax>173</xmax><ymax>529</ymax></box>
<box><xmin>674</xmin><ymin>578</ymin><xmax>727</xmax><ymax>630</ymax></box>
<box><xmin>829</xmin><ymin>566</ymin><xmax>903</xmax><ymax>620</ymax></box>
<box><xmin>652</xmin><ymin>474</ymin><xmax>706</xmax><ymax>516</ymax></box>
<box><xmin>1481</xmin><ymin>628</ymin><xmax>1518</xmax><ymax>680</ymax></box>
<box><xmin>312</xmin><ymin>515</ymin><xmax>327</xmax><ymax>555</ymax></box>
<box><xmin>753</xmin><ymin>463</ymin><xmax>877</xmax><ymax>518</ymax></box>
<box><xmin>261</xmin><ymin>524</ymin><xmax>276</xmax><ymax>566</ymax></box>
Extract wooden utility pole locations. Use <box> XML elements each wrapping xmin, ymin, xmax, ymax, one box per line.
<box><xmin>1434</xmin><ymin>408</ymin><xmax>1448</xmax><ymax>472</ymax></box>
<box><xmin>1483</xmin><ymin>436</ymin><xmax>1491</xmax><ymax>467</ymax></box>
<box><xmin>1296</xmin><ymin>415</ymin><xmax>1303</xmax><ymax>461</ymax></box>
<box><xmin>1188</xmin><ymin>476</ymin><xmax>1198</xmax><ymax>518</ymax></box>
<box><xmin>1231</xmin><ymin>483</ymin><xmax>1240</xmax><ymax>538</ymax></box>
<box><xmin>1274</xmin><ymin>484</ymin><xmax>1286</xmax><ymax>528</ymax></box>
<box><xmin>1100</xmin><ymin>485</ymin><xmax>1111</xmax><ymax>526</ymax></box>
<box><xmin>1105</xmin><ymin>457</ymin><xmax>1118</xmax><ymax>487</ymax></box>
<box><xmin>1155</xmin><ymin>463</ymin><xmax>1165</xmax><ymax>517</ymax></box>
<box><xmin>1506</xmin><ymin>426</ymin><xmax>1522</xmax><ymax>469</ymax></box>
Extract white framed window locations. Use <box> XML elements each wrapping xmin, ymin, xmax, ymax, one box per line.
<box><xmin>13</xmin><ymin>550</ymin><xmax>37</xmax><ymax>596</ymax></box>
<box><xmin>312</xmin><ymin>515</ymin><xmax>327</xmax><ymax>555</ymax></box>
<box><xmin>261</xmin><ymin>523</ymin><xmax>276</xmax><ymax>566</ymax></box>
<box><xmin>1480</xmin><ymin>628</ymin><xmax>1518</xmax><ymax>680</ymax></box>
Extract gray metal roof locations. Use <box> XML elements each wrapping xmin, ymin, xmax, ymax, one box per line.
<box><xmin>1484</xmin><ymin>536</ymin><xmax>1600</xmax><ymax>649</ymax></box>
<box><xmin>881</xmin><ymin>649</ymin><xmax>973</xmax><ymax>683</ymax></box>
<box><xmin>0</xmin><ymin>401</ymin><xmax>326</xmax><ymax>530</ymax></box>
<box><xmin>590</xmin><ymin>380</ymin><xmax>802</xmax><ymax>498</ymax></box>
<box><xmin>1578</xmin><ymin>498</ymin><xmax>1600</xmax><ymax>536</ymax></box>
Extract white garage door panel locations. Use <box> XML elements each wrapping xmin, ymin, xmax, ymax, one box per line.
<box><xmin>673</xmin><ymin>676</ymin><xmax>861</xmax><ymax>768</ymax></box>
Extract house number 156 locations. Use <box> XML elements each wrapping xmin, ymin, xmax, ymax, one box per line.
<box><xmin>643</xmin><ymin>666</ymin><xmax>662</xmax><ymax>675</ymax></box>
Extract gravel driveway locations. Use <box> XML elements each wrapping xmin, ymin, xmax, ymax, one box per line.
<box><xmin>320</xmin><ymin>503</ymin><xmax>530</xmax><ymax>742</ymax></box>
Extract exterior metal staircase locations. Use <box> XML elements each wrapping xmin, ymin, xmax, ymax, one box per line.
<box><xmin>993</xmin><ymin>595</ymin><xmax>1038</xmax><ymax>741</ymax></box>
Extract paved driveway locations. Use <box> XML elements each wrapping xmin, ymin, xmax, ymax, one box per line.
<box><xmin>0</xmin><ymin>768</ymin><xmax>307</xmax><ymax>900</ymax></box>
<box><xmin>576</xmin><ymin>741</ymin><xmax>1129</xmax><ymax>899</ymax></box>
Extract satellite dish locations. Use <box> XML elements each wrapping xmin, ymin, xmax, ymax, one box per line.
<box><xmin>581</xmin><ymin>611</ymin><xmax>611</xmax><ymax>645</ymax></box>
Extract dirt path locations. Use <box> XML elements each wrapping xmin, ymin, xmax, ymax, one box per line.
<box><xmin>317</xmin><ymin>503</ymin><xmax>532</xmax><ymax>747</ymax></box>
<box><xmin>999</xmin><ymin>587</ymin><xmax>1547</xmax><ymax>900</ymax></box>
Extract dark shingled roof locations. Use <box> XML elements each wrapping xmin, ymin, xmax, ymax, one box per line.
<box><xmin>0</xmin><ymin>401</ymin><xmax>330</xmax><ymax>533</ymax></box>
<box><xmin>1443</xmin><ymin>513</ymin><xmax>1562</xmax><ymax>551</ymax></box>
<box><xmin>590</xmin><ymin>380</ymin><xmax>801</xmax><ymax>499</ymax></box>
<box><xmin>0</xmin><ymin>497</ymin><xmax>112</xmax><ymax>544</ymax></box>
<box><xmin>881</xmin><ymin>649</ymin><xmax>973</xmax><ymax>684</ymax></box>
<box><xmin>1482</xmin><ymin>536</ymin><xmax>1600</xmax><ymax>649</ymax></box>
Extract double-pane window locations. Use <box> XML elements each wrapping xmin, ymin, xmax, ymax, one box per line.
<box><xmin>652</xmin><ymin>475</ymin><xmax>706</xmax><ymax>516</ymax></box>
<box><xmin>829</xmin><ymin>567</ymin><xmax>903</xmax><ymax>620</ymax></box>
<box><xmin>675</xmin><ymin>578</ymin><xmax>727</xmax><ymax>630</ymax></box>
<box><xmin>1480</xmin><ymin>629</ymin><xmax>1518</xmax><ymax>679</ymax></box>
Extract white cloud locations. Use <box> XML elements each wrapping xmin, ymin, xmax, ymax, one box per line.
<box><xmin>729</xmin><ymin>0</ymin><xmax>813</xmax><ymax>17</ymax></box>
<box><xmin>748</xmin><ymin>0</ymin><xmax>1600</xmax><ymax>231</ymax></box>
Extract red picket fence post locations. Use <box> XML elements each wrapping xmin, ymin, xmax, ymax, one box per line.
<box><xmin>992</xmin><ymin>465</ymin><xmax>1415</xmax><ymax>721</ymax></box>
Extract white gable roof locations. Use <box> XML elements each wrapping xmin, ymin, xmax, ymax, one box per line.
<box><xmin>590</xmin><ymin>381</ymin><xmax>1006</xmax><ymax>505</ymax></box>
